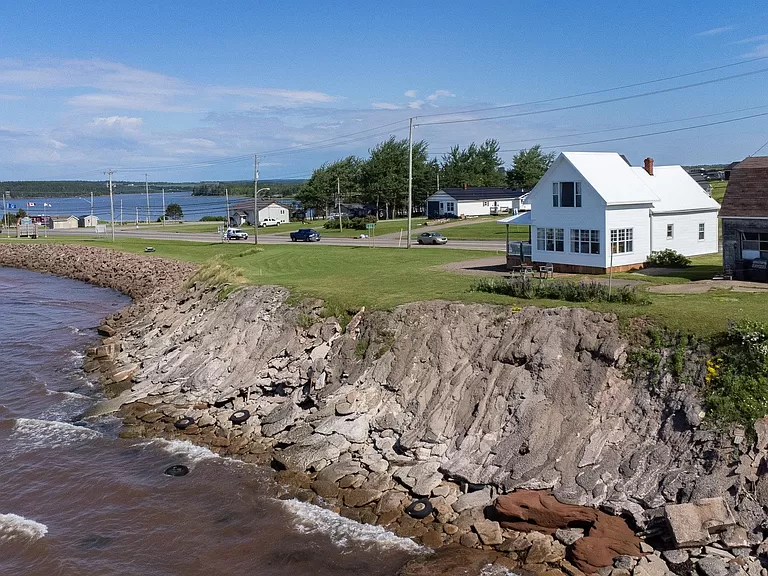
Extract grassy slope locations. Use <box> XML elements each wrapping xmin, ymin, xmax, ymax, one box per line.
<box><xmin>433</xmin><ymin>222</ymin><xmax>530</xmax><ymax>241</ymax></box>
<box><xmin>12</xmin><ymin>237</ymin><xmax>768</xmax><ymax>335</ymax></box>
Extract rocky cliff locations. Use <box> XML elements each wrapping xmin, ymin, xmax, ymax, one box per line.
<box><xmin>1</xmin><ymin>244</ymin><xmax>765</xmax><ymax>576</ymax></box>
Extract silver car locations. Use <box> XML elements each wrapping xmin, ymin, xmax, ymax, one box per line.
<box><xmin>417</xmin><ymin>232</ymin><xmax>448</xmax><ymax>245</ymax></box>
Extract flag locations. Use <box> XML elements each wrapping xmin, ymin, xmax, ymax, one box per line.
<box><xmin>27</xmin><ymin>202</ymin><xmax>36</xmax><ymax>207</ymax></box>
<box><xmin>43</xmin><ymin>202</ymin><xmax>52</xmax><ymax>207</ymax></box>
<box><xmin>7</xmin><ymin>203</ymin><xmax>16</xmax><ymax>209</ymax></box>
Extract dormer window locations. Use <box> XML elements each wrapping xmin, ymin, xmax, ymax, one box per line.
<box><xmin>552</xmin><ymin>182</ymin><xmax>581</xmax><ymax>207</ymax></box>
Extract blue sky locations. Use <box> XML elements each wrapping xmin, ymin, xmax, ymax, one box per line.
<box><xmin>1</xmin><ymin>0</ymin><xmax>767</xmax><ymax>182</ymax></box>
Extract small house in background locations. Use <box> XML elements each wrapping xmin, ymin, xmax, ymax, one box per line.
<box><xmin>229</xmin><ymin>200</ymin><xmax>290</xmax><ymax>227</ymax></box>
<box><xmin>720</xmin><ymin>156</ymin><xmax>768</xmax><ymax>282</ymax></box>
<box><xmin>425</xmin><ymin>186</ymin><xmax>528</xmax><ymax>218</ymax></box>
<box><xmin>78</xmin><ymin>215</ymin><xmax>99</xmax><ymax>227</ymax></box>
<box><xmin>49</xmin><ymin>215</ymin><xmax>79</xmax><ymax>229</ymax></box>
<box><xmin>508</xmin><ymin>152</ymin><xmax>720</xmax><ymax>273</ymax></box>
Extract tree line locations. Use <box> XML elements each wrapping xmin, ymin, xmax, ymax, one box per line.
<box><xmin>296</xmin><ymin>139</ymin><xmax>555</xmax><ymax>218</ymax></box>
<box><xmin>191</xmin><ymin>180</ymin><xmax>303</xmax><ymax>198</ymax></box>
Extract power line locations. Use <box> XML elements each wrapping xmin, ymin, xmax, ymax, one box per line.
<box><xmin>418</xmin><ymin>67</ymin><xmax>768</xmax><ymax>127</ymax></box>
<box><xmin>750</xmin><ymin>138</ymin><xmax>768</xmax><ymax>157</ymax></box>
<box><xmin>494</xmin><ymin>110</ymin><xmax>768</xmax><ymax>153</ymax></box>
<box><xmin>427</xmin><ymin>104</ymin><xmax>768</xmax><ymax>155</ymax></box>
<box><xmin>416</xmin><ymin>56</ymin><xmax>768</xmax><ymax>120</ymax></box>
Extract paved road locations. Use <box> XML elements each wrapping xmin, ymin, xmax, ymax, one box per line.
<box><xmin>48</xmin><ymin>227</ymin><xmax>507</xmax><ymax>252</ymax></box>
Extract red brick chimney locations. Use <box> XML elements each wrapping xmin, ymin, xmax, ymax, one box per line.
<box><xmin>643</xmin><ymin>157</ymin><xmax>654</xmax><ymax>176</ymax></box>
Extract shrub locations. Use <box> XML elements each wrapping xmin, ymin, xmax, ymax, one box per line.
<box><xmin>646</xmin><ymin>249</ymin><xmax>691</xmax><ymax>268</ymax></box>
<box><xmin>705</xmin><ymin>320</ymin><xmax>768</xmax><ymax>427</ymax></box>
<box><xmin>471</xmin><ymin>277</ymin><xmax>650</xmax><ymax>305</ymax></box>
<box><xmin>323</xmin><ymin>215</ymin><xmax>377</xmax><ymax>230</ymax></box>
<box><xmin>200</xmin><ymin>215</ymin><xmax>226</xmax><ymax>221</ymax></box>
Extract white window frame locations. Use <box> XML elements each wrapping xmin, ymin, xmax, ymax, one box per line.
<box><xmin>698</xmin><ymin>223</ymin><xmax>705</xmax><ymax>240</ymax></box>
<box><xmin>552</xmin><ymin>182</ymin><xmax>582</xmax><ymax>208</ymax></box>
<box><xmin>446</xmin><ymin>201</ymin><xmax>455</xmax><ymax>213</ymax></box>
<box><xmin>570</xmin><ymin>229</ymin><xmax>600</xmax><ymax>254</ymax></box>
<box><xmin>610</xmin><ymin>228</ymin><xmax>634</xmax><ymax>254</ymax></box>
<box><xmin>537</xmin><ymin>227</ymin><xmax>564</xmax><ymax>252</ymax></box>
<box><xmin>666</xmin><ymin>224</ymin><xmax>674</xmax><ymax>239</ymax></box>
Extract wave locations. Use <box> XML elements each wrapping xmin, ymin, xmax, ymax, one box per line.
<box><xmin>11</xmin><ymin>418</ymin><xmax>101</xmax><ymax>453</ymax></box>
<box><xmin>144</xmin><ymin>438</ymin><xmax>219</xmax><ymax>463</ymax></box>
<box><xmin>281</xmin><ymin>499</ymin><xmax>425</xmax><ymax>553</ymax></box>
<box><xmin>0</xmin><ymin>513</ymin><xmax>48</xmax><ymax>542</ymax></box>
<box><xmin>479</xmin><ymin>564</ymin><xmax>521</xmax><ymax>576</ymax></box>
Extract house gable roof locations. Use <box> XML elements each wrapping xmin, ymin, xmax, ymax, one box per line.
<box><xmin>432</xmin><ymin>187</ymin><xmax>526</xmax><ymax>201</ymax></box>
<box><xmin>560</xmin><ymin>152</ymin><xmax>659</xmax><ymax>205</ymax></box>
<box><xmin>720</xmin><ymin>156</ymin><xmax>768</xmax><ymax>217</ymax></box>
<box><xmin>631</xmin><ymin>165</ymin><xmax>720</xmax><ymax>213</ymax></box>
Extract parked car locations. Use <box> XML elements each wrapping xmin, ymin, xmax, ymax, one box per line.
<box><xmin>226</xmin><ymin>227</ymin><xmax>248</xmax><ymax>240</ymax></box>
<box><xmin>260</xmin><ymin>218</ymin><xmax>280</xmax><ymax>227</ymax></box>
<box><xmin>417</xmin><ymin>232</ymin><xmax>447</xmax><ymax>245</ymax></box>
<box><xmin>290</xmin><ymin>228</ymin><xmax>321</xmax><ymax>242</ymax></box>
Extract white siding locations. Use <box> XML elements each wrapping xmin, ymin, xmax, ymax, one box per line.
<box><xmin>530</xmin><ymin>156</ymin><xmax>610</xmax><ymax>267</ymax></box>
<box><xmin>457</xmin><ymin>199</ymin><xmax>514</xmax><ymax>216</ymax></box>
<box><xmin>605</xmin><ymin>206</ymin><xmax>652</xmax><ymax>267</ymax></box>
<box><xmin>650</xmin><ymin>211</ymin><xmax>718</xmax><ymax>256</ymax></box>
<box><xmin>259</xmin><ymin>204</ymin><xmax>290</xmax><ymax>223</ymax></box>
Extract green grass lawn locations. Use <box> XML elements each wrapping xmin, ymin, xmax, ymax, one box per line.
<box><xmin>139</xmin><ymin>221</ymin><xmax>314</xmax><ymax>235</ymax></box>
<box><xmin>427</xmin><ymin>221</ymin><xmax>529</xmax><ymax>241</ymax></box>
<box><xmin>12</xmin><ymin>237</ymin><xmax>768</xmax><ymax>336</ymax></box>
<box><xmin>711</xmin><ymin>181</ymin><xmax>726</xmax><ymax>204</ymax></box>
<box><xmin>318</xmin><ymin>218</ymin><xmax>427</xmax><ymax>238</ymax></box>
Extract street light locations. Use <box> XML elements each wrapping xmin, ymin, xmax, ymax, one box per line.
<box><xmin>253</xmin><ymin>187</ymin><xmax>270</xmax><ymax>245</ymax></box>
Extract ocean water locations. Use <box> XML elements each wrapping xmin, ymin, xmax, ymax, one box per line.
<box><xmin>0</xmin><ymin>267</ymin><xmax>422</xmax><ymax>575</ymax></box>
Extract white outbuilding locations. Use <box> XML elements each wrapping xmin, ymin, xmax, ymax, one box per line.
<box><xmin>504</xmin><ymin>152</ymin><xmax>721</xmax><ymax>273</ymax></box>
<box><xmin>426</xmin><ymin>187</ymin><xmax>528</xmax><ymax>218</ymax></box>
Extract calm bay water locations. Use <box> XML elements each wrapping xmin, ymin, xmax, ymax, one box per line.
<box><xmin>0</xmin><ymin>267</ymin><xmax>421</xmax><ymax>576</ymax></box>
<box><xmin>11</xmin><ymin>192</ymin><xmax>234</xmax><ymax>223</ymax></box>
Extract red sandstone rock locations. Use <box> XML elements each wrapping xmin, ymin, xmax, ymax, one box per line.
<box><xmin>493</xmin><ymin>491</ymin><xmax>643</xmax><ymax>574</ymax></box>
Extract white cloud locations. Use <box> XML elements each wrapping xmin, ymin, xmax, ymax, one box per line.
<box><xmin>372</xmin><ymin>102</ymin><xmax>401</xmax><ymax>110</ymax></box>
<box><xmin>745</xmin><ymin>43</ymin><xmax>768</xmax><ymax>57</ymax></box>
<box><xmin>427</xmin><ymin>89</ymin><xmax>455</xmax><ymax>101</ymax></box>
<box><xmin>90</xmin><ymin>116</ymin><xmax>144</xmax><ymax>133</ymax></box>
<box><xmin>0</xmin><ymin>94</ymin><xmax>22</xmax><ymax>101</ymax></box>
<box><xmin>69</xmin><ymin>92</ymin><xmax>199</xmax><ymax>113</ymax></box>
<box><xmin>694</xmin><ymin>25</ymin><xmax>736</xmax><ymax>37</ymax></box>
<box><xmin>733</xmin><ymin>34</ymin><xmax>768</xmax><ymax>44</ymax></box>
<box><xmin>210</xmin><ymin>86</ymin><xmax>340</xmax><ymax>106</ymax></box>
<box><xmin>404</xmin><ymin>90</ymin><xmax>417</xmax><ymax>98</ymax></box>
<box><xmin>408</xmin><ymin>100</ymin><xmax>425</xmax><ymax>109</ymax></box>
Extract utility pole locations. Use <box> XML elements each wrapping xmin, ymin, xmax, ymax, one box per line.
<box><xmin>407</xmin><ymin>117</ymin><xmax>414</xmax><ymax>248</ymax></box>
<box><xmin>437</xmin><ymin>172</ymin><xmax>440</xmax><ymax>191</ymax></box>
<box><xmin>145</xmin><ymin>174</ymin><xmax>150</xmax><ymax>224</ymax></box>
<box><xmin>225</xmin><ymin>187</ymin><xmax>230</xmax><ymax>227</ymax></box>
<box><xmin>135</xmin><ymin>206</ymin><xmax>139</xmax><ymax>228</ymax></box>
<box><xmin>3</xmin><ymin>191</ymin><xmax>8</xmax><ymax>237</ymax></box>
<box><xmin>90</xmin><ymin>191</ymin><xmax>94</xmax><ymax>219</ymax></box>
<box><xmin>161</xmin><ymin>188</ymin><xmax>166</xmax><ymax>227</ymax></box>
<box><xmin>337</xmin><ymin>177</ymin><xmax>342</xmax><ymax>232</ymax></box>
<box><xmin>120</xmin><ymin>198</ymin><xmax>123</xmax><ymax>226</ymax></box>
<box><xmin>253</xmin><ymin>154</ymin><xmax>259</xmax><ymax>244</ymax></box>
<box><xmin>105</xmin><ymin>169</ymin><xmax>115</xmax><ymax>241</ymax></box>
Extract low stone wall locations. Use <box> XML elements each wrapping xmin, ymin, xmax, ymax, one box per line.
<box><xmin>0</xmin><ymin>243</ymin><xmax>198</xmax><ymax>302</ymax></box>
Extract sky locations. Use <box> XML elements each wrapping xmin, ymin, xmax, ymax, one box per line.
<box><xmin>0</xmin><ymin>0</ymin><xmax>767</xmax><ymax>182</ymax></box>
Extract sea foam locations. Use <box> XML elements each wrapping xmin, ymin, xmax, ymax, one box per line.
<box><xmin>146</xmin><ymin>438</ymin><xmax>219</xmax><ymax>463</ymax></box>
<box><xmin>0</xmin><ymin>513</ymin><xmax>48</xmax><ymax>542</ymax></box>
<box><xmin>11</xmin><ymin>418</ymin><xmax>101</xmax><ymax>453</ymax></box>
<box><xmin>281</xmin><ymin>499</ymin><xmax>425</xmax><ymax>553</ymax></box>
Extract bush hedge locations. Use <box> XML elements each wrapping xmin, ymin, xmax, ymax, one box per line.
<box><xmin>471</xmin><ymin>277</ymin><xmax>650</xmax><ymax>305</ymax></box>
<box><xmin>647</xmin><ymin>249</ymin><xmax>691</xmax><ymax>268</ymax></box>
<box><xmin>323</xmin><ymin>216</ymin><xmax>377</xmax><ymax>230</ymax></box>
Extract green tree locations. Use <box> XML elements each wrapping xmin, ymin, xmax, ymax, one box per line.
<box><xmin>360</xmin><ymin>136</ymin><xmax>431</xmax><ymax>219</ymax></box>
<box><xmin>506</xmin><ymin>145</ymin><xmax>556</xmax><ymax>190</ymax></box>
<box><xmin>165</xmin><ymin>203</ymin><xmax>183</xmax><ymax>220</ymax></box>
<box><xmin>439</xmin><ymin>139</ymin><xmax>506</xmax><ymax>188</ymax></box>
<box><xmin>297</xmin><ymin>156</ymin><xmax>363</xmax><ymax>217</ymax></box>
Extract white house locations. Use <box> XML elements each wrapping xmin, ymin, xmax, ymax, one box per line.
<box><xmin>502</xmin><ymin>152</ymin><xmax>721</xmax><ymax>273</ymax></box>
<box><xmin>230</xmin><ymin>201</ymin><xmax>290</xmax><ymax>227</ymax></box>
<box><xmin>78</xmin><ymin>215</ymin><xmax>99</xmax><ymax>228</ymax></box>
<box><xmin>426</xmin><ymin>187</ymin><xmax>528</xmax><ymax>218</ymax></box>
<box><xmin>50</xmin><ymin>215</ymin><xmax>80</xmax><ymax>230</ymax></box>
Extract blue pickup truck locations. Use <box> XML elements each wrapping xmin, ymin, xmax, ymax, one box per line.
<box><xmin>290</xmin><ymin>228</ymin><xmax>321</xmax><ymax>242</ymax></box>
